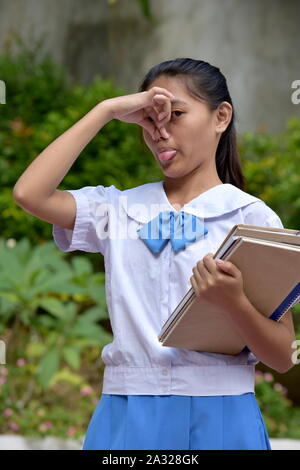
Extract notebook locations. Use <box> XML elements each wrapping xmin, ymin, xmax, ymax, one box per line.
<box><xmin>158</xmin><ymin>224</ymin><xmax>300</xmax><ymax>355</ymax></box>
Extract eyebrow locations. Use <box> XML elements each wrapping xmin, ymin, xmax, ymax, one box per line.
<box><xmin>170</xmin><ymin>99</ymin><xmax>189</xmax><ymax>106</ymax></box>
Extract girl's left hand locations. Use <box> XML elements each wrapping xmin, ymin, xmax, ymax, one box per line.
<box><xmin>189</xmin><ymin>253</ymin><xmax>246</xmax><ymax>315</ymax></box>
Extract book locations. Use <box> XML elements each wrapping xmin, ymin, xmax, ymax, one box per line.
<box><xmin>158</xmin><ymin>224</ymin><xmax>300</xmax><ymax>355</ymax></box>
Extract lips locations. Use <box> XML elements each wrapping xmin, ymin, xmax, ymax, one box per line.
<box><xmin>157</xmin><ymin>148</ymin><xmax>177</xmax><ymax>161</ymax></box>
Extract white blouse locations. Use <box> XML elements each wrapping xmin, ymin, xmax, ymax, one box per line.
<box><xmin>52</xmin><ymin>182</ymin><xmax>284</xmax><ymax>396</ymax></box>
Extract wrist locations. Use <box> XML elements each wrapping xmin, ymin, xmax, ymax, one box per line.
<box><xmin>226</xmin><ymin>292</ymin><xmax>250</xmax><ymax>319</ymax></box>
<box><xmin>98</xmin><ymin>100</ymin><xmax>114</xmax><ymax>123</ymax></box>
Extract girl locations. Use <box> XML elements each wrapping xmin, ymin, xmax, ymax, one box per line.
<box><xmin>13</xmin><ymin>58</ymin><xmax>296</xmax><ymax>451</ymax></box>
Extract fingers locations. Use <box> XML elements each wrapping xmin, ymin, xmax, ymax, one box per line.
<box><xmin>151</xmin><ymin>95</ymin><xmax>172</xmax><ymax>140</ymax></box>
<box><xmin>192</xmin><ymin>263</ymin><xmax>204</xmax><ymax>287</ymax></box>
<box><xmin>190</xmin><ymin>275</ymin><xmax>200</xmax><ymax>297</ymax></box>
<box><xmin>140</xmin><ymin>117</ymin><xmax>157</xmax><ymax>140</ymax></box>
<box><xmin>152</xmin><ymin>94</ymin><xmax>172</xmax><ymax>130</ymax></box>
<box><xmin>215</xmin><ymin>259</ymin><xmax>241</xmax><ymax>278</ymax></box>
<box><xmin>143</xmin><ymin>104</ymin><xmax>170</xmax><ymax>140</ymax></box>
<box><xmin>202</xmin><ymin>253</ymin><xmax>218</xmax><ymax>275</ymax></box>
<box><xmin>143</xmin><ymin>88</ymin><xmax>174</xmax><ymax>141</ymax></box>
<box><xmin>192</xmin><ymin>253</ymin><xmax>217</xmax><ymax>288</ymax></box>
<box><xmin>149</xmin><ymin>86</ymin><xmax>175</xmax><ymax>102</ymax></box>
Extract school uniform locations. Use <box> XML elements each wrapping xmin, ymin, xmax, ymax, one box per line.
<box><xmin>52</xmin><ymin>181</ymin><xmax>283</xmax><ymax>450</ymax></box>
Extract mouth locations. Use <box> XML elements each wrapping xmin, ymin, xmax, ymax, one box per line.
<box><xmin>156</xmin><ymin>148</ymin><xmax>177</xmax><ymax>162</ymax></box>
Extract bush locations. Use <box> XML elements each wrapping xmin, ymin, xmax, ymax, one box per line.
<box><xmin>240</xmin><ymin>117</ymin><xmax>300</xmax><ymax>230</ymax></box>
<box><xmin>0</xmin><ymin>237</ymin><xmax>110</xmax><ymax>438</ymax></box>
<box><xmin>0</xmin><ymin>37</ymin><xmax>161</xmax><ymax>248</ymax></box>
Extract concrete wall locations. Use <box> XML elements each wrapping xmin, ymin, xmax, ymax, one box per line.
<box><xmin>0</xmin><ymin>0</ymin><xmax>299</xmax><ymax>135</ymax></box>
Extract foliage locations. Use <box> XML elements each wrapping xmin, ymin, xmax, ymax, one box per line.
<box><xmin>0</xmin><ymin>238</ymin><xmax>111</xmax><ymax>389</ymax></box>
<box><xmin>255</xmin><ymin>370</ymin><xmax>300</xmax><ymax>439</ymax></box>
<box><xmin>240</xmin><ymin>117</ymin><xmax>300</xmax><ymax>230</ymax></box>
<box><xmin>0</xmin><ymin>237</ymin><xmax>111</xmax><ymax>438</ymax></box>
<box><xmin>0</xmin><ymin>39</ymin><xmax>161</xmax><ymax>248</ymax></box>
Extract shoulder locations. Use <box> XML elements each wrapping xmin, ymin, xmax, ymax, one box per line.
<box><xmin>65</xmin><ymin>184</ymin><xmax>124</xmax><ymax>208</ymax></box>
<box><xmin>66</xmin><ymin>184</ymin><xmax>122</xmax><ymax>199</ymax></box>
<box><xmin>226</xmin><ymin>184</ymin><xmax>284</xmax><ymax>228</ymax></box>
<box><xmin>240</xmin><ymin>199</ymin><xmax>284</xmax><ymax>228</ymax></box>
<box><xmin>201</xmin><ymin>184</ymin><xmax>261</xmax><ymax>218</ymax></box>
<box><xmin>211</xmin><ymin>184</ymin><xmax>284</xmax><ymax>228</ymax></box>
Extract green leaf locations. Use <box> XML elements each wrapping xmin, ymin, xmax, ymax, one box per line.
<box><xmin>62</xmin><ymin>346</ymin><xmax>81</xmax><ymax>369</ymax></box>
<box><xmin>38</xmin><ymin>297</ymin><xmax>66</xmax><ymax>318</ymax></box>
<box><xmin>36</xmin><ymin>348</ymin><xmax>60</xmax><ymax>388</ymax></box>
<box><xmin>80</xmin><ymin>305</ymin><xmax>106</xmax><ymax>322</ymax></box>
<box><xmin>26</xmin><ymin>342</ymin><xmax>46</xmax><ymax>358</ymax></box>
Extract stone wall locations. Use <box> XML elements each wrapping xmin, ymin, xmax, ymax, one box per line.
<box><xmin>0</xmin><ymin>0</ymin><xmax>299</xmax><ymax>134</ymax></box>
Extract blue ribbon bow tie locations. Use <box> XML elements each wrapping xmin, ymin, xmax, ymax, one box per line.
<box><xmin>137</xmin><ymin>210</ymin><xmax>208</xmax><ymax>254</ymax></box>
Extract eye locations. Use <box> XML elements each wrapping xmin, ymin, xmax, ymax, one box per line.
<box><xmin>146</xmin><ymin>111</ymin><xmax>183</xmax><ymax>122</ymax></box>
<box><xmin>172</xmin><ymin>110</ymin><xmax>183</xmax><ymax>117</ymax></box>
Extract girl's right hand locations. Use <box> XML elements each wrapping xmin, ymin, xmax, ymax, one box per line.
<box><xmin>102</xmin><ymin>87</ymin><xmax>175</xmax><ymax>140</ymax></box>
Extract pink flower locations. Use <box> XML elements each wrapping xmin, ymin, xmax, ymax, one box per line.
<box><xmin>38</xmin><ymin>421</ymin><xmax>53</xmax><ymax>432</ymax></box>
<box><xmin>255</xmin><ymin>370</ymin><xmax>264</xmax><ymax>376</ymax></box>
<box><xmin>273</xmin><ymin>383</ymin><xmax>284</xmax><ymax>392</ymax></box>
<box><xmin>0</xmin><ymin>377</ymin><xmax>6</xmax><ymax>386</ymax></box>
<box><xmin>80</xmin><ymin>386</ymin><xmax>93</xmax><ymax>397</ymax></box>
<box><xmin>16</xmin><ymin>359</ymin><xmax>26</xmax><ymax>367</ymax></box>
<box><xmin>9</xmin><ymin>421</ymin><xmax>19</xmax><ymax>431</ymax></box>
<box><xmin>38</xmin><ymin>423</ymin><xmax>46</xmax><ymax>433</ymax></box>
<box><xmin>3</xmin><ymin>408</ymin><xmax>13</xmax><ymax>418</ymax></box>
<box><xmin>67</xmin><ymin>427</ymin><xmax>77</xmax><ymax>437</ymax></box>
<box><xmin>0</xmin><ymin>367</ymin><xmax>9</xmax><ymax>376</ymax></box>
<box><xmin>264</xmin><ymin>372</ymin><xmax>274</xmax><ymax>382</ymax></box>
<box><xmin>255</xmin><ymin>374</ymin><xmax>263</xmax><ymax>384</ymax></box>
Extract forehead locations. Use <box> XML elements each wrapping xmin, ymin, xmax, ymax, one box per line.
<box><xmin>147</xmin><ymin>75</ymin><xmax>204</xmax><ymax>108</ymax></box>
<box><xmin>170</xmin><ymin>98</ymin><xmax>189</xmax><ymax>106</ymax></box>
<box><xmin>147</xmin><ymin>76</ymin><xmax>197</xmax><ymax>106</ymax></box>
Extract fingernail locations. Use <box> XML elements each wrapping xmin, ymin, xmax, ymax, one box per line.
<box><xmin>216</xmin><ymin>259</ymin><xmax>224</xmax><ymax>265</ymax></box>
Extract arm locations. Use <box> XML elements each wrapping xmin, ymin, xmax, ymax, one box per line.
<box><xmin>225</xmin><ymin>296</ymin><xmax>296</xmax><ymax>374</ymax></box>
<box><xmin>13</xmin><ymin>101</ymin><xmax>113</xmax><ymax>229</ymax></box>
<box><xmin>190</xmin><ymin>253</ymin><xmax>297</xmax><ymax>374</ymax></box>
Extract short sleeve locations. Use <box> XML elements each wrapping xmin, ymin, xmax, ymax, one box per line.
<box><xmin>242</xmin><ymin>200</ymin><xmax>284</xmax><ymax>229</ymax></box>
<box><xmin>52</xmin><ymin>185</ymin><xmax>114</xmax><ymax>254</ymax></box>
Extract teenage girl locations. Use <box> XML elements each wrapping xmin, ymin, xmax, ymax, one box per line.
<box><xmin>13</xmin><ymin>58</ymin><xmax>296</xmax><ymax>450</ymax></box>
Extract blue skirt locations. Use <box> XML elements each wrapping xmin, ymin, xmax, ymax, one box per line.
<box><xmin>82</xmin><ymin>392</ymin><xmax>272</xmax><ymax>450</ymax></box>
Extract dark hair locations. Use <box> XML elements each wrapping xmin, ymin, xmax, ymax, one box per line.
<box><xmin>138</xmin><ymin>58</ymin><xmax>245</xmax><ymax>190</ymax></box>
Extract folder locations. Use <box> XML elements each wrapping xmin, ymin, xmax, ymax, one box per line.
<box><xmin>158</xmin><ymin>224</ymin><xmax>300</xmax><ymax>355</ymax></box>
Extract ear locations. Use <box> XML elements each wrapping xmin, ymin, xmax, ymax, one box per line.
<box><xmin>215</xmin><ymin>101</ymin><xmax>232</xmax><ymax>134</ymax></box>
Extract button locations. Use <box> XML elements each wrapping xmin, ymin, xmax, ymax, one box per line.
<box><xmin>161</xmin><ymin>368</ymin><xmax>169</xmax><ymax>376</ymax></box>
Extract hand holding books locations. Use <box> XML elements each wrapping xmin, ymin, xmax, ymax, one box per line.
<box><xmin>190</xmin><ymin>252</ymin><xmax>245</xmax><ymax>318</ymax></box>
<box><xmin>158</xmin><ymin>224</ymin><xmax>300</xmax><ymax>355</ymax></box>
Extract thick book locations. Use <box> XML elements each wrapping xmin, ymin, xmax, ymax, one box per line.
<box><xmin>158</xmin><ymin>224</ymin><xmax>300</xmax><ymax>355</ymax></box>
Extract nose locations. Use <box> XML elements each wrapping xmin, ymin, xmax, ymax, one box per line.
<box><xmin>156</xmin><ymin>125</ymin><xmax>170</xmax><ymax>141</ymax></box>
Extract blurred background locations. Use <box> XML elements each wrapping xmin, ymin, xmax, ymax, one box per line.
<box><xmin>0</xmin><ymin>0</ymin><xmax>300</xmax><ymax>449</ymax></box>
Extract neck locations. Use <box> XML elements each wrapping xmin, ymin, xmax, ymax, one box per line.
<box><xmin>163</xmin><ymin>173</ymin><xmax>223</xmax><ymax>208</ymax></box>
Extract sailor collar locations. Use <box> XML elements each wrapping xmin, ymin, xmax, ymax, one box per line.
<box><xmin>119</xmin><ymin>180</ymin><xmax>261</xmax><ymax>223</ymax></box>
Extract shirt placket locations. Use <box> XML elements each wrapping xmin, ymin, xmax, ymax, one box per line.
<box><xmin>159</xmin><ymin>241</ymin><xmax>172</xmax><ymax>394</ymax></box>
